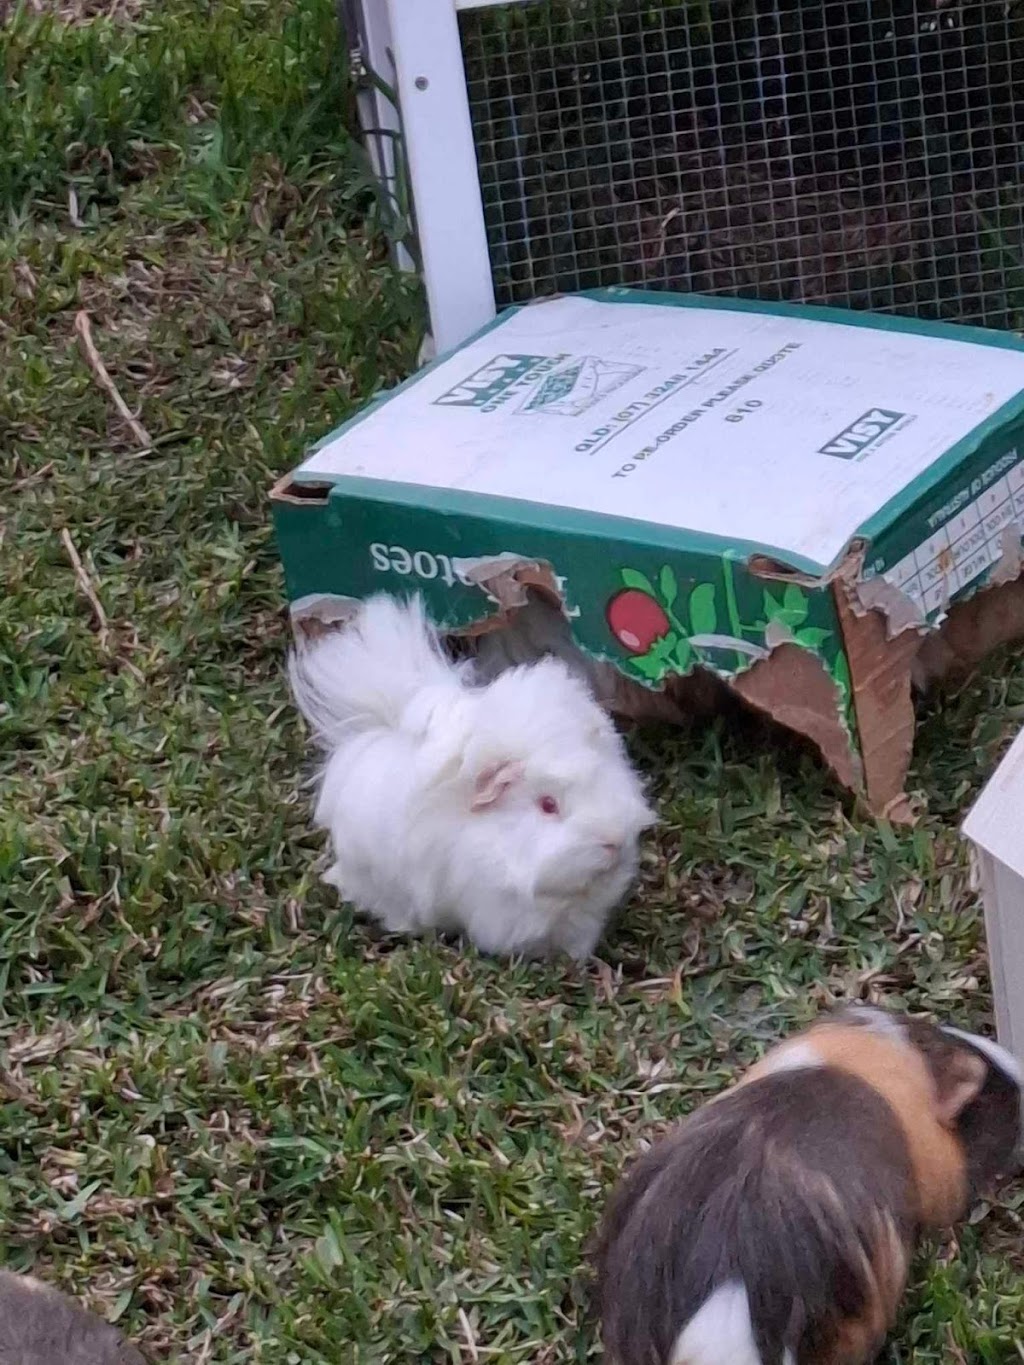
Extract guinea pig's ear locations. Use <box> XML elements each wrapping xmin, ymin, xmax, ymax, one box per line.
<box><xmin>933</xmin><ymin>1046</ymin><xmax>989</xmax><ymax>1126</ymax></box>
<box><xmin>470</xmin><ymin>759</ymin><xmax>525</xmax><ymax>809</ymax></box>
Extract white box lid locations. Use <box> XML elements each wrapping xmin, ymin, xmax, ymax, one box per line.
<box><xmin>299</xmin><ymin>293</ymin><xmax>1024</xmax><ymax>575</ymax></box>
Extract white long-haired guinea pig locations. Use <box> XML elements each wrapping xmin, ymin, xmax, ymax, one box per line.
<box><xmin>288</xmin><ymin>594</ymin><xmax>655</xmax><ymax>958</ymax></box>
<box><xmin>0</xmin><ymin>1269</ymin><xmax>144</xmax><ymax>1363</ymax></box>
<box><xmin>592</xmin><ymin>1004</ymin><xmax>1023</xmax><ymax>1365</ymax></box>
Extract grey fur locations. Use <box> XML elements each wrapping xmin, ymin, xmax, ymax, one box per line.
<box><xmin>0</xmin><ymin>1270</ymin><xmax>144</xmax><ymax>1365</ymax></box>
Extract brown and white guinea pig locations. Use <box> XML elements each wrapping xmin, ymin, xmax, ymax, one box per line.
<box><xmin>0</xmin><ymin>1269</ymin><xmax>144</xmax><ymax>1364</ymax></box>
<box><xmin>591</xmin><ymin>1004</ymin><xmax>1023</xmax><ymax>1365</ymax></box>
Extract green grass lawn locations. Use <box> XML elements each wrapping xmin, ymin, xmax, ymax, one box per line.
<box><xmin>2</xmin><ymin>2</ymin><xmax>1024</xmax><ymax>1361</ymax></box>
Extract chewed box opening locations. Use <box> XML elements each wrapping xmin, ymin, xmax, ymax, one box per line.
<box><xmin>272</xmin><ymin>289</ymin><xmax>1024</xmax><ymax>818</ymax></box>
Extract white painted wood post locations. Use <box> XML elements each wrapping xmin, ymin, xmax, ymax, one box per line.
<box><xmin>963</xmin><ymin>725</ymin><xmax>1024</xmax><ymax>1061</ymax></box>
<box><xmin>385</xmin><ymin>0</ymin><xmax>497</xmax><ymax>356</ymax></box>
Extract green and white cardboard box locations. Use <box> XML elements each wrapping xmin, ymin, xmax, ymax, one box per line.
<box><xmin>272</xmin><ymin>289</ymin><xmax>1024</xmax><ymax>816</ymax></box>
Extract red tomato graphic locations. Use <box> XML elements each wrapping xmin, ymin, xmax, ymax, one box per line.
<box><xmin>606</xmin><ymin>589</ymin><xmax>670</xmax><ymax>654</ymax></box>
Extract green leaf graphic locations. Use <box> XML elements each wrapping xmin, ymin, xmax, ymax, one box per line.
<box><xmin>674</xmin><ymin>636</ymin><xmax>694</xmax><ymax>672</ymax></box>
<box><xmin>764</xmin><ymin>585</ymin><xmax>809</xmax><ymax>629</ymax></box>
<box><xmin>783</xmin><ymin>583</ymin><xmax>809</xmax><ymax>628</ymax></box>
<box><xmin>658</xmin><ymin>565</ymin><xmax>678</xmax><ymax>609</ymax></box>
<box><xmin>832</xmin><ymin>651</ymin><xmax>852</xmax><ymax>700</ymax></box>
<box><xmin>627</xmin><ymin>652</ymin><xmax>666</xmax><ymax>681</ymax></box>
<box><xmin>793</xmin><ymin>627</ymin><xmax>831</xmax><ymax>650</ymax></box>
<box><xmin>621</xmin><ymin>568</ymin><xmax>655</xmax><ymax>594</ymax></box>
<box><xmin>650</xmin><ymin>630</ymin><xmax>679</xmax><ymax>663</ymax></box>
<box><xmin>722</xmin><ymin>554</ymin><xmax>742</xmax><ymax>640</ymax></box>
<box><xmin>688</xmin><ymin>583</ymin><xmax>718</xmax><ymax>636</ymax></box>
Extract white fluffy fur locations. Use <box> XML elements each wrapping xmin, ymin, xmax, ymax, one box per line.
<box><xmin>670</xmin><ymin>1282</ymin><xmax>782</xmax><ymax>1365</ymax></box>
<box><xmin>289</xmin><ymin>594</ymin><xmax>655</xmax><ymax>958</ymax></box>
<box><xmin>845</xmin><ymin>1003</ymin><xmax>911</xmax><ymax>1043</ymax></box>
<box><xmin>751</xmin><ymin>1039</ymin><xmax>823</xmax><ymax>1076</ymax></box>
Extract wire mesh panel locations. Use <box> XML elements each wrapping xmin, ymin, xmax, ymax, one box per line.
<box><xmin>459</xmin><ymin>0</ymin><xmax>1024</xmax><ymax>328</ymax></box>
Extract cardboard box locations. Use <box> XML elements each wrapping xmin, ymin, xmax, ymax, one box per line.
<box><xmin>272</xmin><ymin>289</ymin><xmax>1024</xmax><ymax>819</ymax></box>
<box><xmin>963</xmin><ymin>729</ymin><xmax>1024</xmax><ymax>1059</ymax></box>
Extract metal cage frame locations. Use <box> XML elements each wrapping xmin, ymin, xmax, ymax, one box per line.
<box><xmin>351</xmin><ymin>0</ymin><xmax>1024</xmax><ymax>355</ymax></box>
<box><xmin>343</xmin><ymin>0</ymin><xmax>499</xmax><ymax>354</ymax></box>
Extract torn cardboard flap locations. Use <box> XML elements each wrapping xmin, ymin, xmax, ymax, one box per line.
<box><xmin>851</xmin><ymin>574</ymin><xmax>928</xmax><ymax>638</ymax></box>
<box><xmin>733</xmin><ymin>640</ymin><xmax>863</xmax><ymax>794</ymax></box>
<box><xmin>449</xmin><ymin>555</ymin><xmax>876</xmax><ymax>805</ymax></box>
<box><xmin>466</xmin><ymin>573</ymin><xmax>697</xmax><ymax>725</ymax></box>
<box><xmin>272</xmin><ymin>288</ymin><xmax>1024</xmax><ymax>820</ymax></box>
<box><xmin>453</xmin><ymin>550</ymin><xmax>1024</xmax><ymax>817</ymax></box>
<box><xmin>451</xmin><ymin>553</ymin><xmax>563</xmax><ymax>627</ymax></box>
<box><xmin>290</xmin><ymin>592</ymin><xmax>362</xmax><ymax>644</ymax></box>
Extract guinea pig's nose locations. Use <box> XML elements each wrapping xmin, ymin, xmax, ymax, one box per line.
<box><xmin>601</xmin><ymin>840</ymin><xmax>622</xmax><ymax>863</ymax></box>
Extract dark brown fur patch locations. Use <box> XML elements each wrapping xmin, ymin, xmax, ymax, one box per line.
<box><xmin>592</xmin><ymin>1066</ymin><xmax>916</xmax><ymax>1365</ymax></box>
<box><xmin>775</xmin><ymin>1022</ymin><xmax>970</xmax><ymax>1229</ymax></box>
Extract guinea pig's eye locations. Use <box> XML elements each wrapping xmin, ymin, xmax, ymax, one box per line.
<box><xmin>538</xmin><ymin>795</ymin><xmax>560</xmax><ymax>816</ymax></box>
